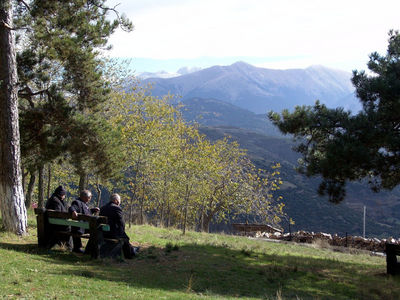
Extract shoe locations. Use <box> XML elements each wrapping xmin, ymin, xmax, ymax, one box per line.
<box><xmin>72</xmin><ymin>248</ymin><xmax>84</xmax><ymax>254</ymax></box>
<box><xmin>132</xmin><ymin>246</ymin><xmax>140</xmax><ymax>256</ymax></box>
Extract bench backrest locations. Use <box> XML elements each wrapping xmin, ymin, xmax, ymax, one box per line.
<box><xmin>34</xmin><ymin>208</ymin><xmax>110</xmax><ymax>231</ymax></box>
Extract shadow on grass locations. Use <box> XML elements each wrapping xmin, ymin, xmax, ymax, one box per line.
<box><xmin>0</xmin><ymin>240</ymin><xmax>395</xmax><ymax>299</ymax></box>
<box><xmin>0</xmin><ymin>242</ymin><xmax>92</xmax><ymax>265</ymax></box>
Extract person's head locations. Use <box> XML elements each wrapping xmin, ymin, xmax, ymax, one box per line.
<box><xmin>80</xmin><ymin>190</ymin><xmax>92</xmax><ymax>203</ymax></box>
<box><xmin>110</xmin><ymin>193</ymin><xmax>121</xmax><ymax>206</ymax></box>
<box><xmin>54</xmin><ymin>185</ymin><xmax>67</xmax><ymax>200</ymax></box>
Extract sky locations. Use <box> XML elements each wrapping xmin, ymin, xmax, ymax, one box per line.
<box><xmin>106</xmin><ymin>0</ymin><xmax>400</xmax><ymax>74</ymax></box>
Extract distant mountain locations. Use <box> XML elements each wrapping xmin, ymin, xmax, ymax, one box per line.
<box><xmin>144</xmin><ymin>62</ymin><xmax>360</xmax><ymax>114</ymax></box>
<box><xmin>200</xmin><ymin>126</ymin><xmax>400</xmax><ymax>238</ymax></box>
<box><xmin>179</xmin><ymin>98</ymin><xmax>281</xmax><ymax>136</ymax></box>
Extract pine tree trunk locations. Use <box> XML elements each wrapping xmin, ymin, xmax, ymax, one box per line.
<box><xmin>47</xmin><ymin>164</ymin><xmax>51</xmax><ymax>199</ymax></box>
<box><xmin>22</xmin><ymin>167</ymin><xmax>27</xmax><ymax>194</ymax></box>
<box><xmin>95</xmin><ymin>177</ymin><xmax>101</xmax><ymax>207</ymax></box>
<box><xmin>37</xmin><ymin>164</ymin><xmax>44</xmax><ymax>208</ymax></box>
<box><xmin>0</xmin><ymin>1</ymin><xmax>27</xmax><ymax>234</ymax></box>
<box><xmin>25</xmin><ymin>171</ymin><xmax>36</xmax><ymax>209</ymax></box>
<box><xmin>79</xmin><ymin>171</ymin><xmax>87</xmax><ymax>192</ymax></box>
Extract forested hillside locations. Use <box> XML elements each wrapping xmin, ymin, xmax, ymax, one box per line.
<box><xmin>199</xmin><ymin>126</ymin><xmax>400</xmax><ymax>238</ymax></box>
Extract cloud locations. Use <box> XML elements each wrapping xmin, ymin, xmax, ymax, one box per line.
<box><xmin>106</xmin><ymin>0</ymin><xmax>400</xmax><ymax>71</ymax></box>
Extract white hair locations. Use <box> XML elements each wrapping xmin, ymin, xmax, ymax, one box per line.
<box><xmin>110</xmin><ymin>193</ymin><xmax>121</xmax><ymax>203</ymax></box>
<box><xmin>80</xmin><ymin>189</ymin><xmax>92</xmax><ymax>198</ymax></box>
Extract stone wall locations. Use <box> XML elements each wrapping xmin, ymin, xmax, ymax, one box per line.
<box><xmin>253</xmin><ymin>230</ymin><xmax>400</xmax><ymax>252</ymax></box>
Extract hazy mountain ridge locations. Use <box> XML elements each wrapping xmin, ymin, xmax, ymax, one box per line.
<box><xmin>179</xmin><ymin>98</ymin><xmax>281</xmax><ymax>136</ymax></box>
<box><xmin>144</xmin><ymin>62</ymin><xmax>360</xmax><ymax>113</ymax></box>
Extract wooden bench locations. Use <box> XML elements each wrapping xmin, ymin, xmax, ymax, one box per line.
<box><xmin>385</xmin><ymin>243</ymin><xmax>400</xmax><ymax>275</ymax></box>
<box><xmin>34</xmin><ymin>208</ymin><xmax>113</xmax><ymax>259</ymax></box>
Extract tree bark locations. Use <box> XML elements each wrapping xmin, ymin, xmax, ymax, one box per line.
<box><xmin>37</xmin><ymin>164</ymin><xmax>44</xmax><ymax>208</ymax></box>
<box><xmin>202</xmin><ymin>214</ymin><xmax>212</xmax><ymax>233</ymax></box>
<box><xmin>182</xmin><ymin>184</ymin><xmax>191</xmax><ymax>235</ymax></box>
<box><xmin>22</xmin><ymin>167</ymin><xmax>27</xmax><ymax>194</ymax></box>
<box><xmin>25</xmin><ymin>171</ymin><xmax>36</xmax><ymax>209</ymax></box>
<box><xmin>79</xmin><ymin>171</ymin><xmax>87</xmax><ymax>192</ymax></box>
<box><xmin>0</xmin><ymin>0</ymin><xmax>27</xmax><ymax>234</ymax></box>
<box><xmin>95</xmin><ymin>176</ymin><xmax>102</xmax><ymax>207</ymax></box>
<box><xmin>47</xmin><ymin>164</ymin><xmax>51</xmax><ymax>199</ymax></box>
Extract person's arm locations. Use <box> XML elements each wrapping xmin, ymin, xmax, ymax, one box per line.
<box><xmin>115</xmin><ymin>206</ymin><xmax>125</xmax><ymax>230</ymax></box>
<box><xmin>69</xmin><ymin>201</ymin><xmax>79</xmax><ymax>218</ymax></box>
<box><xmin>90</xmin><ymin>207</ymin><xmax>100</xmax><ymax>214</ymax></box>
<box><xmin>115</xmin><ymin>206</ymin><xmax>130</xmax><ymax>239</ymax></box>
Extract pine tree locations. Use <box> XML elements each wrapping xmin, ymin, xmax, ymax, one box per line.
<box><xmin>269</xmin><ymin>30</ymin><xmax>400</xmax><ymax>203</ymax></box>
<box><xmin>15</xmin><ymin>0</ymin><xmax>132</xmax><ymax>198</ymax></box>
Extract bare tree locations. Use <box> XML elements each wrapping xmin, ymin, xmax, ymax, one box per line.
<box><xmin>0</xmin><ymin>0</ymin><xmax>27</xmax><ymax>235</ymax></box>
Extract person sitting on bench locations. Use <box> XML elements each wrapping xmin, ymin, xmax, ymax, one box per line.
<box><xmin>99</xmin><ymin>193</ymin><xmax>139</xmax><ymax>259</ymax></box>
<box><xmin>69</xmin><ymin>190</ymin><xmax>100</xmax><ymax>254</ymax></box>
<box><xmin>45</xmin><ymin>185</ymin><xmax>72</xmax><ymax>250</ymax></box>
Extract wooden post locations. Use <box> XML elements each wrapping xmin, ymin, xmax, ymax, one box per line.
<box><xmin>35</xmin><ymin>208</ymin><xmax>48</xmax><ymax>247</ymax></box>
<box><xmin>386</xmin><ymin>243</ymin><xmax>399</xmax><ymax>275</ymax></box>
<box><xmin>88</xmin><ymin>217</ymin><xmax>100</xmax><ymax>259</ymax></box>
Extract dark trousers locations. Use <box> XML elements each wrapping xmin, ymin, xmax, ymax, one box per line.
<box><xmin>72</xmin><ymin>236</ymin><xmax>83</xmax><ymax>250</ymax></box>
<box><xmin>122</xmin><ymin>239</ymin><xmax>135</xmax><ymax>259</ymax></box>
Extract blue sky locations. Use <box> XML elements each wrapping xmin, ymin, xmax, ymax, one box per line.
<box><xmin>107</xmin><ymin>0</ymin><xmax>400</xmax><ymax>73</ymax></box>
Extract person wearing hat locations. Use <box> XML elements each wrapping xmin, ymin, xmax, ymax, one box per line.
<box><xmin>45</xmin><ymin>185</ymin><xmax>72</xmax><ymax>250</ymax></box>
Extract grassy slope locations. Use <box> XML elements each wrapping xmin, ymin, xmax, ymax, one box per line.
<box><xmin>0</xmin><ymin>212</ymin><xmax>399</xmax><ymax>300</ymax></box>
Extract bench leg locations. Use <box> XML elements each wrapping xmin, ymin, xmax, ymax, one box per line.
<box><xmin>36</xmin><ymin>213</ymin><xmax>49</xmax><ymax>248</ymax></box>
<box><xmin>386</xmin><ymin>243</ymin><xmax>400</xmax><ymax>275</ymax></box>
<box><xmin>88</xmin><ymin>219</ymin><xmax>100</xmax><ymax>259</ymax></box>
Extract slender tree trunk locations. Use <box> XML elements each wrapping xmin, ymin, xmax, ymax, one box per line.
<box><xmin>159</xmin><ymin>202</ymin><xmax>164</xmax><ymax>227</ymax></box>
<box><xmin>37</xmin><ymin>164</ymin><xmax>44</xmax><ymax>208</ymax></box>
<box><xmin>166</xmin><ymin>202</ymin><xmax>170</xmax><ymax>228</ymax></box>
<box><xmin>25</xmin><ymin>171</ymin><xmax>36</xmax><ymax>209</ymax></box>
<box><xmin>128</xmin><ymin>201</ymin><xmax>133</xmax><ymax>228</ymax></box>
<box><xmin>139</xmin><ymin>200</ymin><xmax>143</xmax><ymax>225</ymax></box>
<box><xmin>79</xmin><ymin>171</ymin><xmax>87</xmax><ymax>192</ymax></box>
<box><xmin>182</xmin><ymin>184</ymin><xmax>190</xmax><ymax>235</ymax></box>
<box><xmin>0</xmin><ymin>1</ymin><xmax>27</xmax><ymax>234</ymax></box>
<box><xmin>159</xmin><ymin>176</ymin><xmax>168</xmax><ymax>227</ymax></box>
<box><xmin>47</xmin><ymin>164</ymin><xmax>51</xmax><ymax>199</ymax></box>
<box><xmin>96</xmin><ymin>176</ymin><xmax>102</xmax><ymax>207</ymax></box>
<box><xmin>139</xmin><ymin>180</ymin><xmax>145</xmax><ymax>225</ymax></box>
<box><xmin>202</xmin><ymin>214</ymin><xmax>211</xmax><ymax>233</ymax></box>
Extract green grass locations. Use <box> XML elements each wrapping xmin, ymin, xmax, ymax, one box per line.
<box><xmin>0</xmin><ymin>211</ymin><xmax>399</xmax><ymax>299</ymax></box>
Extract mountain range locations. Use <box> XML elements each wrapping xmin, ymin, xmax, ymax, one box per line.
<box><xmin>143</xmin><ymin>61</ymin><xmax>361</xmax><ymax>113</ymax></box>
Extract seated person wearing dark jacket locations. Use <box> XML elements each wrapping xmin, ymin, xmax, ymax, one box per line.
<box><xmin>68</xmin><ymin>190</ymin><xmax>100</xmax><ymax>253</ymax></box>
<box><xmin>45</xmin><ymin>185</ymin><xmax>72</xmax><ymax>250</ymax></box>
<box><xmin>100</xmin><ymin>193</ymin><xmax>138</xmax><ymax>258</ymax></box>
